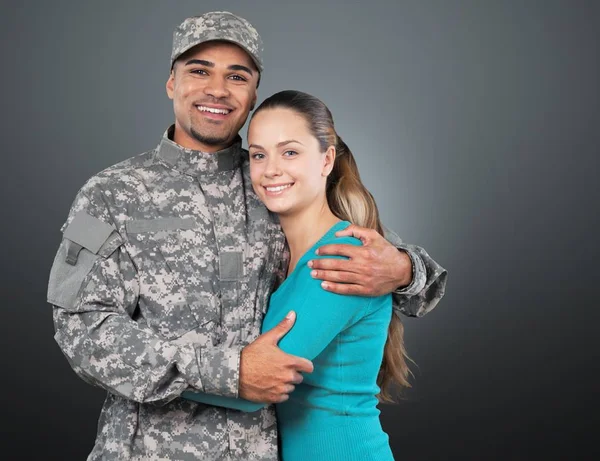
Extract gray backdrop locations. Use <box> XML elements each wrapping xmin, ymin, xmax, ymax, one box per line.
<box><xmin>1</xmin><ymin>1</ymin><xmax>597</xmax><ymax>459</ymax></box>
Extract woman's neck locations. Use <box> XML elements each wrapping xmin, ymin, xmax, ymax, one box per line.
<box><xmin>278</xmin><ymin>201</ymin><xmax>341</xmax><ymax>276</ymax></box>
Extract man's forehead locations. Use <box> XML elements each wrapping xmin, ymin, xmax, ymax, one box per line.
<box><xmin>178</xmin><ymin>40</ymin><xmax>257</xmax><ymax>69</ymax></box>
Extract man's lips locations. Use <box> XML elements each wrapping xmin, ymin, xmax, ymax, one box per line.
<box><xmin>195</xmin><ymin>104</ymin><xmax>233</xmax><ymax>119</ymax></box>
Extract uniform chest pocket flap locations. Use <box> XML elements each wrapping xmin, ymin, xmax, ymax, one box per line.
<box><xmin>125</xmin><ymin>217</ymin><xmax>197</xmax><ymax>234</ymax></box>
<box><xmin>124</xmin><ymin>217</ymin><xmax>197</xmax><ymax>260</ymax></box>
<box><xmin>47</xmin><ymin>211</ymin><xmax>124</xmax><ymax>310</ymax></box>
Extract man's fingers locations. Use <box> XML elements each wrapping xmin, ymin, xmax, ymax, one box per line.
<box><xmin>320</xmin><ymin>281</ymin><xmax>369</xmax><ymax>296</ymax></box>
<box><xmin>281</xmin><ymin>384</ymin><xmax>295</xmax><ymax>394</ymax></box>
<box><xmin>313</xmin><ymin>243</ymin><xmax>362</xmax><ymax>259</ymax></box>
<box><xmin>277</xmin><ymin>394</ymin><xmax>290</xmax><ymax>403</ymax></box>
<box><xmin>262</xmin><ymin>311</ymin><xmax>296</xmax><ymax>344</ymax></box>
<box><xmin>308</xmin><ymin>256</ymin><xmax>360</xmax><ymax>273</ymax></box>
<box><xmin>334</xmin><ymin>224</ymin><xmax>374</xmax><ymax>244</ymax></box>
<box><xmin>310</xmin><ymin>269</ymin><xmax>363</xmax><ymax>285</ymax></box>
<box><xmin>289</xmin><ymin>371</ymin><xmax>304</xmax><ymax>385</ymax></box>
<box><xmin>289</xmin><ymin>355</ymin><xmax>314</xmax><ymax>374</ymax></box>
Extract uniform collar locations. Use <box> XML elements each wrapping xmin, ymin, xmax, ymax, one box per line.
<box><xmin>156</xmin><ymin>125</ymin><xmax>245</xmax><ymax>176</ymax></box>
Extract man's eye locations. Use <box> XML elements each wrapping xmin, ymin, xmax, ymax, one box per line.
<box><xmin>230</xmin><ymin>74</ymin><xmax>248</xmax><ymax>82</ymax></box>
<box><xmin>190</xmin><ymin>69</ymin><xmax>208</xmax><ymax>75</ymax></box>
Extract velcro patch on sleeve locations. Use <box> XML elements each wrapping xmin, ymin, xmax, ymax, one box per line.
<box><xmin>64</xmin><ymin>211</ymin><xmax>116</xmax><ymax>254</ymax></box>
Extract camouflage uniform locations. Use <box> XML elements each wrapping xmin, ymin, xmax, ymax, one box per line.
<box><xmin>47</xmin><ymin>11</ymin><xmax>447</xmax><ymax>461</ymax></box>
<box><xmin>48</xmin><ymin>129</ymin><xmax>284</xmax><ymax>460</ymax></box>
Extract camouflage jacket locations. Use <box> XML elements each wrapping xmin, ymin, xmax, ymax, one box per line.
<box><xmin>47</xmin><ymin>126</ymin><xmax>447</xmax><ymax>460</ymax></box>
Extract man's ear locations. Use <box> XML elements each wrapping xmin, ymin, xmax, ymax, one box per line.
<box><xmin>323</xmin><ymin>145</ymin><xmax>336</xmax><ymax>176</ymax></box>
<box><xmin>166</xmin><ymin>71</ymin><xmax>175</xmax><ymax>99</ymax></box>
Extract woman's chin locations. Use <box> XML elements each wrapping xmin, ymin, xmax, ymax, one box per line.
<box><xmin>262</xmin><ymin>201</ymin><xmax>294</xmax><ymax>217</ymax></box>
<box><xmin>265</xmin><ymin>204</ymin><xmax>287</xmax><ymax>215</ymax></box>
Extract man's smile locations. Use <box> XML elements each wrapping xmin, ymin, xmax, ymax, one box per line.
<box><xmin>195</xmin><ymin>104</ymin><xmax>233</xmax><ymax>120</ymax></box>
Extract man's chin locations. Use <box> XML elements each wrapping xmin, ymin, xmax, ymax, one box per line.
<box><xmin>190</xmin><ymin>128</ymin><xmax>234</xmax><ymax>149</ymax></box>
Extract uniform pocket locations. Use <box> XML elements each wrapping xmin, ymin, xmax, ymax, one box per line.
<box><xmin>47</xmin><ymin>239</ymin><xmax>100</xmax><ymax>309</ymax></box>
<box><xmin>47</xmin><ymin>211</ymin><xmax>124</xmax><ymax>310</ymax></box>
<box><xmin>124</xmin><ymin>217</ymin><xmax>198</xmax><ymax>272</ymax></box>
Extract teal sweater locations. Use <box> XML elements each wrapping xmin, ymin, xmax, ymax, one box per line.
<box><xmin>182</xmin><ymin>221</ymin><xmax>394</xmax><ymax>460</ymax></box>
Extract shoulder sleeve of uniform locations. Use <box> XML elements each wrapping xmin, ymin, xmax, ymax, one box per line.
<box><xmin>47</xmin><ymin>184</ymin><xmax>124</xmax><ymax>309</ymax></box>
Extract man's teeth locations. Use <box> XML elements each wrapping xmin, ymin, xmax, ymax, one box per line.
<box><xmin>197</xmin><ymin>106</ymin><xmax>231</xmax><ymax>115</ymax></box>
<box><xmin>265</xmin><ymin>184</ymin><xmax>292</xmax><ymax>192</ymax></box>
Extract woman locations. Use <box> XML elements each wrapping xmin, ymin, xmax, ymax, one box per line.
<box><xmin>183</xmin><ymin>90</ymin><xmax>410</xmax><ymax>460</ymax></box>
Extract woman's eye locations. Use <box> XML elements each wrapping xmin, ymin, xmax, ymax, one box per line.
<box><xmin>283</xmin><ymin>151</ymin><xmax>298</xmax><ymax>157</ymax></box>
<box><xmin>251</xmin><ymin>153</ymin><xmax>265</xmax><ymax>160</ymax></box>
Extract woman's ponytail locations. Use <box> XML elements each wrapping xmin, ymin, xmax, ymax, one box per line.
<box><xmin>327</xmin><ymin>135</ymin><xmax>412</xmax><ymax>402</ymax></box>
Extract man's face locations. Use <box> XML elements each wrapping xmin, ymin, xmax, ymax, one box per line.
<box><xmin>166</xmin><ymin>41</ymin><xmax>259</xmax><ymax>152</ymax></box>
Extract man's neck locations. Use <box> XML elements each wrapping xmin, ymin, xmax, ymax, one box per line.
<box><xmin>171</xmin><ymin>124</ymin><xmax>233</xmax><ymax>153</ymax></box>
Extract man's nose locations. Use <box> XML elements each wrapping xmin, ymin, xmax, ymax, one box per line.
<box><xmin>204</xmin><ymin>76</ymin><xmax>229</xmax><ymax>99</ymax></box>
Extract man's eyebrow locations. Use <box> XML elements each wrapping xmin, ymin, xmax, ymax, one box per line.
<box><xmin>248</xmin><ymin>140</ymin><xmax>303</xmax><ymax>150</ymax></box>
<box><xmin>185</xmin><ymin>59</ymin><xmax>214</xmax><ymax>67</ymax></box>
<box><xmin>183</xmin><ymin>60</ymin><xmax>254</xmax><ymax>76</ymax></box>
<box><xmin>228</xmin><ymin>64</ymin><xmax>254</xmax><ymax>75</ymax></box>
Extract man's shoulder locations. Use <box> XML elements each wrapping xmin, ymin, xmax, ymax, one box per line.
<box><xmin>61</xmin><ymin>148</ymin><xmax>157</xmax><ymax>225</ymax></box>
<box><xmin>95</xmin><ymin>149</ymin><xmax>156</xmax><ymax>180</ymax></box>
<box><xmin>79</xmin><ymin>149</ymin><xmax>156</xmax><ymax>193</ymax></box>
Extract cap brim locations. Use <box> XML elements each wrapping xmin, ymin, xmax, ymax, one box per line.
<box><xmin>171</xmin><ymin>37</ymin><xmax>262</xmax><ymax>73</ymax></box>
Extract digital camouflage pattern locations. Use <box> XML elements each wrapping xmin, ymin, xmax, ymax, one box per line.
<box><xmin>47</xmin><ymin>126</ymin><xmax>446</xmax><ymax>460</ymax></box>
<box><xmin>48</xmin><ymin>127</ymin><xmax>284</xmax><ymax>460</ymax></box>
<box><xmin>384</xmin><ymin>227</ymin><xmax>448</xmax><ymax>318</ymax></box>
<box><xmin>171</xmin><ymin>11</ymin><xmax>264</xmax><ymax>71</ymax></box>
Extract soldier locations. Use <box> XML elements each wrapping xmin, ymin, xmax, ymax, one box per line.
<box><xmin>47</xmin><ymin>11</ymin><xmax>447</xmax><ymax>461</ymax></box>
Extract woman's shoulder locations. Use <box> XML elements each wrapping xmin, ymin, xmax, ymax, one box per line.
<box><xmin>313</xmin><ymin>221</ymin><xmax>362</xmax><ymax>258</ymax></box>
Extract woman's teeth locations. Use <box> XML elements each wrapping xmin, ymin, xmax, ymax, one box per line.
<box><xmin>265</xmin><ymin>184</ymin><xmax>292</xmax><ymax>192</ymax></box>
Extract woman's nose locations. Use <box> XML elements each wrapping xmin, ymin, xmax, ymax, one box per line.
<box><xmin>264</xmin><ymin>157</ymin><xmax>282</xmax><ymax>177</ymax></box>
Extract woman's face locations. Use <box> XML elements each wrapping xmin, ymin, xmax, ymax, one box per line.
<box><xmin>248</xmin><ymin>108</ymin><xmax>334</xmax><ymax>216</ymax></box>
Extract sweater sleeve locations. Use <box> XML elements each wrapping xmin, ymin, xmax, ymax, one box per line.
<box><xmin>269</xmin><ymin>257</ymin><xmax>376</xmax><ymax>360</ymax></box>
<box><xmin>180</xmin><ymin>389</ymin><xmax>265</xmax><ymax>412</ymax></box>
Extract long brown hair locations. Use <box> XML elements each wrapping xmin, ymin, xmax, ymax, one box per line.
<box><xmin>251</xmin><ymin>90</ymin><xmax>412</xmax><ymax>401</ymax></box>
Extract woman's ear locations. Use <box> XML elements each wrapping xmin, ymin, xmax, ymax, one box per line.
<box><xmin>322</xmin><ymin>145</ymin><xmax>336</xmax><ymax>177</ymax></box>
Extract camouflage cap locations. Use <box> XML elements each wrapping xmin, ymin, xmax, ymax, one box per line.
<box><xmin>171</xmin><ymin>11</ymin><xmax>263</xmax><ymax>72</ymax></box>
